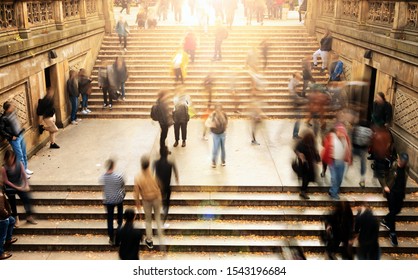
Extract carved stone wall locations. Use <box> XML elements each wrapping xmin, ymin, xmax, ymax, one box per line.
<box><xmin>342</xmin><ymin>0</ymin><xmax>359</xmax><ymax>21</ymax></box>
<box><xmin>27</xmin><ymin>1</ymin><xmax>54</xmax><ymax>26</ymax></box>
<box><xmin>0</xmin><ymin>2</ymin><xmax>17</xmax><ymax>29</ymax></box>
<box><xmin>0</xmin><ymin>83</ymin><xmax>30</xmax><ymax>129</ymax></box>
<box><xmin>86</xmin><ymin>0</ymin><xmax>98</xmax><ymax>15</ymax></box>
<box><xmin>367</xmin><ymin>1</ymin><xmax>395</xmax><ymax>26</ymax></box>
<box><xmin>394</xmin><ymin>87</ymin><xmax>418</xmax><ymax>139</ymax></box>
<box><xmin>322</xmin><ymin>0</ymin><xmax>335</xmax><ymax>16</ymax></box>
<box><xmin>406</xmin><ymin>3</ymin><xmax>418</xmax><ymax>30</ymax></box>
<box><xmin>64</xmin><ymin>0</ymin><xmax>80</xmax><ymax>19</ymax></box>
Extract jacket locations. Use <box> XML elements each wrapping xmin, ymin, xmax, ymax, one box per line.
<box><xmin>134</xmin><ymin>169</ymin><xmax>162</xmax><ymax>201</ymax></box>
<box><xmin>320</xmin><ymin>36</ymin><xmax>333</xmax><ymax>51</ymax></box>
<box><xmin>210</xmin><ymin>111</ymin><xmax>228</xmax><ymax>134</ymax></box>
<box><xmin>78</xmin><ymin>76</ymin><xmax>92</xmax><ymax>95</ymax></box>
<box><xmin>67</xmin><ymin>78</ymin><xmax>79</xmax><ymax>97</ymax></box>
<box><xmin>321</xmin><ymin>131</ymin><xmax>352</xmax><ymax>165</ymax></box>
<box><xmin>38</xmin><ymin>97</ymin><xmax>55</xmax><ymax>118</ymax></box>
<box><xmin>173</xmin><ymin>103</ymin><xmax>189</xmax><ymax>123</ymax></box>
<box><xmin>0</xmin><ymin>111</ymin><xmax>24</xmax><ymax>141</ymax></box>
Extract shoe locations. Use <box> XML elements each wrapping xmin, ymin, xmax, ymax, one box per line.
<box><xmin>0</xmin><ymin>253</ymin><xmax>12</xmax><ymax>260</ymax></box>
<box><xmin>81</xmin><ymin>110</ymin><xmax>88</xmax><ymax>115</ymax></box>
<box><xmin>25</xmin><ymin>169</ymin><xmax>34</xmax><ymax>175</ymax></box>
<box><xmin>26</xmin><ymin>216</ymin><xmax>37</xmax><ymax>224</ymax></box>
<box><xmin>221</xmin><ymin>161</ymin><xmax>226</xmax><ymax>166</ymax></box>
<box><xmin>26</xmin><ymin>174</ymin><xmax>31</xmax><ymax>179</ymax></box>
<box><xmin>122</xmin><ymin>97</ymin><xmax>126</xmax><ymax>101</ymax></box>
<box><xmin>299</xmin><ymin>192</ymin><xmax>310</xmax><ymax>199</ymax></box>
<box><xmin>211</xmin><ymin>162</ymin><xmax>216</xmax><ymax>168</ymax></box>
<box><xmin>380</xmin><ymin>220</ymin><xmax>390</xmax><ymax>230</ymax></box>
<box><xmin>292</xmin><ymin>135</ymin><xmax>301</xmax><ymax>140</ymax></box>
<box><xmin>86</xmin><ymin>108</ymin><xmax>92</xmax><ymax>113</ymax></box>
<box><xmin>251</xmin><ymin>140</ymin><xmax>260</xmax><ymax>145</ymax></box>
<box><xmin>109</xmin><ymin>104</ymin><xmax>112</xmax><ymax>110</ymax></box>
<box><xmin>359</xmin><ymin>181</ymin><xmax>365</xmax><ymax>189</ymax></box>
<box><xmin>4</xmin><ymin>237</ymin><xmax>18</xmax><ymax>248</ymax></box>
<box><xmin>202</xmin><ymin>136</ymin><xmax>208</xmax><ymax>141</ymax></box>
<box><xmin>108</xmin><ymin>238</ymin><xmax>115</xmax><ymax>246</ymax></box>
<box><xmin>71</xmin><ymin>120</ymin><xmax>78</xmax><ymax>125</ymax></box>
<box><xmin>182</xmin><ymin>140</ymin><xmax>186</xmax><ymax>147</ymax></box>
<box><xmin>145</xmin><ymin>239</ymin><xmax>154</xmax><ymax>249</ymax></box>
<box><xmin>124</xmin><ymin>48</ymin><xmax>127</xmax><ymax>52</ymax></box>
<box><xmin>320</xmin><ymin>171</ymin><xmax>325</xmax><ymax>178</ymax></box>
<box><xmin>163</xmin><ymin>223</ymin><xmax>170</xmax><ymax>229</ymax></box>
<box><xmin>50</xmin><ymin>143</ymin><xmax>60</xmax><ymax>149</ymax></box>
<box><xmin>38</xmin><ymin>125</ymin><xmax>44</xmax><ymax>135</ymax></box>
<box><xmin>75</xmin><ymin>118</ymin><xmax>82</xmax><ymax>122</ymax></box>
<box><xmin>320</xmin><ymin>68</ymin><xmax>326</xmax><ymax>73</ymax></box>
<box><xmin>103</xmin><ymin>103</ymin><xmax>108</xmax><ymax>108</ymax></box>
<box><xmin>173</xmin><ymin>141</ymin><xmax>179</xmax><ymax>147</ymax></box>
<box><xmin>389</xmin><ymin>233</ymin><xmax>398</xmax><ymax>246</ymax></box>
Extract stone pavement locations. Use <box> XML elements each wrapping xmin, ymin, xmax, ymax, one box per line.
<box><xmin>27</xmin><ymin>118</ymin><xmax>417</xmax><ymax>189</ymax></box>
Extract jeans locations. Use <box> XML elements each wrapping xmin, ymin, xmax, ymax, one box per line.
<box><xmin>102</xmin><ymin>86</ymin><xmax>113</xmax><ymax>106</ymax></box>
<box><xmin>69</xmin><ymin>95</ymin><xmax>78</xmax><ymax>121</ymax></box>
<box><xmin>81</xmin><ymin>93</ymin><xmax>89</xmax><ymax>109</ymax></box>
<box><xmin>105</xmin><ymin>202</ymin><xmax>123</xmax><ymax>242</ymax></box>
<box><xmin>174</xmin><ymin>68</ymin><xmax>183</xmax><ymax>83</ymax></box>
<box><xmin>9</xmin><ymin>134</ymin><xmax>28</xmax><ymax>170</ymax></box>
<box><xmin>212</xmin><ymin>132</ymin><xmax>226</xmax><ymax>164</ymax></box>
<box><xmin>5</xmin><ymin>188</ymin><xmax>33</xmax><ymax>217</ymax></box>
<box><xmin>214</xmin><ymin>41</ymin><xmax>222</xmax><ymax>59</ymax></box>
<box><xmin>0</xmin><ymin>216</ymin><xmax>16</xmax><ymax>254</ymax></box>
<box><xmin>353</xmin><ymin>147</ymin><xmax>367</xmax><ymax>178</ymax></box>
<box><xmin>329</xmin><ymin>159</ymin><xmax>345</xmax><ymax>198</ymax></box>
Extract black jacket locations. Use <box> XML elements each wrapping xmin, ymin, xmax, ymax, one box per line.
<box><xmin>320</xmin><ymin>36</ymin><xmax>333</xmax><ymax>51</ymax></box>
<box><xmin>0</xmin><ymin>112</ymin><xmax>23</xmax><ymax>141</ymax></box>
<box><xmin>38</xmin><ymin>97</ymin><xmax>55</xmax><ymax>118</ymax></box>
<box><xmin>117</xmin><ymin>223</ymin><xmax>143</xmax><ymax>260</ymax></box>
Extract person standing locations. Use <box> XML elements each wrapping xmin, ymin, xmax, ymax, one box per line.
<box><xmin>183</xmin><ymin>29</ymin><xmax>197</xmax><ymax>63</ymax></box>
<box><xmin>78</xmin><ymin>68</ymin><xmax>92</xmax><ymax>114</ymax></box>
<box><xmin>206</xmin><ymin>104</ymin><xmax>228</xmax><ymax>168</ymax></box>
<box><xmin>313</xmin><ymin>29</ymin><xmax>333</xmax><ymax>72</ymax></box>
<box><xmin>154</xmin><ymin>90</ymin><xmax>173</xmax><ymax>151</ymax></box>
<box><xmin>115</xmin><ymin>16</ymin><xmax>130</xmax><ymax>51</ymax></box>
<box><xmin>225</xmin><ymin>0</ymin><xmax>238</xmax><ymax>28</ymax></box>
<box><xmin>352</xmin><ymin>120</ymin><xmax>373</xmax><ymax>188</ymax></box>
<box><xmin>0</xmin><ymin>190</ymin><xmax>17</xmax><ymax>260</ymax></box>
<box><xmin>302</xmin><ymin>58</ymin><xmax>315</xmax><ymax>96</ymax></box>
<box><xmin>354</xmin><ymin>204</ymin><xmax>380</xmax><ymax>260</ymax></box>
<box><xmin>116</xmin><ymin>208</ymin><xmax>144</xmax><ymax>260</ymax></box>
<box><xmin>154</xmin><ymin>146</ymin><xmax>179</xmax><ymax>226</ymax></box>
<box><xmin>114</xmin><ymin>56</ymin><xmax>129</xmax><ymax>101</ymax></box>
<box><xmin>98</xmin><ymin>65</ymin><xmax>114</xmax><ymax>110</ymax></box>
<box><xmin>67</xmin><ymin>69</ymin><xmax>79</xmax><ymax>124</ymax></box>
<box><xmin>1</xmin><ymin>150</ymin><xmax>36</xmax><ymax>225</ymax></box>
<box><xmin>288</xmin><ymin>72</ymin><xmax>303</xmax><ymax>139</ymax></box>
<box><xmin>213</xmin><ymin>20</ymin><xmax>228</xmax><ymax>61</ymax></box>
<box><xmin>294</xmin><ymin>130</ymin><xmax>320</xmax><ymax>199</ymax></box>
<box><xmin>171</xmin><ymin>48</ymin><xmax>189</xmax><ymax>85</ymax></box>
<box><xmin>381</xmin><ymin>153</ymin><xmax>409</xmax><ymax>246</ymax></box>
<box><xmin>173</xmin><ymin>96</ymin><xmax>190</xmax><ymax>147</ymax></box>
<box><xmin>100</xmin><ymin>159</ymin><xmax>126</xmax><ymax>246</ymax></box>
<box><xmin>371</xmin><ymin>92</ymin><xmax>393</xmax><ymax>128</ymax></box>
<box><xmin>37</xmin><ymin>89</ymin><xmax>60</xmax><ymax>149</ymax></box>
<box><xmin>0</xmin><ymin>101</ymin><xmax>33</xmax><ymax>176</ymax></box>
<box><xmin>134</xmin><ymin>155</ymin><xmax>164</xmax><ymax>249</ymax></box>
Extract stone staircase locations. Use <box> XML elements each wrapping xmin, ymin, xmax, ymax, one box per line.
<box><xmin>80</xmin><ymin>25</ymin><xmax>329</xmax><ymax>119</ymax></box>
<box><xmin>13</xmin><ymin>184</ymin><xmax>418</xmax><ymax>259</ymax></box>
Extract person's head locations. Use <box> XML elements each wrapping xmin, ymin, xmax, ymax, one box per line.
<box><xmin>301</xmin><ymin>130</ymin><xmax>316</xmax><ymax>147</ymax></box>
<box><xmin>69</xmin><ymin>69</ymin><xmax>77</xmax><ymax>80</ymax></box>
<box><xmin>324</xmin><ymin>29</ymin><xmax>331</xmax><ymax>37</ymax></box>
<box><xmin>214</xmin><ymin>103</ymin><xmax>223</xmax><ymax>112</ymax></box>
<box><xmin>105</xmin><ymin>158</ymin><xmax>115</xmax><ymax>172</ymax></box>
<box><xmin>140</xmin><ymin>155</ymin><xmax>150</xmax><ymax>170</ymax></box>
<box><xmin>376</xmin><ymin>92</ymin><xmax>386</xmax><ymax>104</ymax></box>
<box><xmin>157</xmin><ymin>90</ymin><xmax>169</xmax><ymax>101</ymax></box>
<box><xmin>3</xmin><ymin>101</ymin><xmax>14</xmax><ymax>114</ymax></box>
<box><xmin>397</xmin><ymin>152</ymin><xmax>409</xmax><ymax>168</ymax></box>
<box><xmin>3</xmin><ymin>149</ymin><xmax>16</xmax><ymax>166</ymax></box>
<box><xmin>124</xmin><ymin>208</ymin><xmax>136</xmax><ymax>223</ymax></box>
<box><xmin>335</xmin><ymin>124</ymin><xmax>347</xmax><ymax>139</ymax></box>
<box><xmin>78</xmin><ymin>68</ymin><xmax>88</xmax><ymax>77</ymax></box>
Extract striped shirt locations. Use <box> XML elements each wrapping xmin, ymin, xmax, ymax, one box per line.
<box><xmin>100</xmin><ymin>172</ymin><xmax>126</xmax><ymax>205</ymax></box>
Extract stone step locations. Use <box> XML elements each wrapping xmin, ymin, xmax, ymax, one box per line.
<box><xmin>10</xmin><ymin>234</ymin><xmax>418</xmax><ymax>254</ymax></box>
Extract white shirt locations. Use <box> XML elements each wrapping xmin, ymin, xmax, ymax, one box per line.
<box><xmin>332</xmin><ymin>133</ymin><xmax>346</xmax><ymax>160</ymax></box>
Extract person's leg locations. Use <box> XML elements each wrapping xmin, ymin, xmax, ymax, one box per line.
<box><xmin>160</xmin><ymin>124</ymin><xmax>169</xmax><ymax>150</ymax></box>
<box><xmin>329</xmin><ymin>162</ymin><xmax>338</xmax><ymax>198</ymax></box>
<box><xmin>174</xmin><ymin>123</ymin><xmax>180</xmax><ymax>142</ymax></box>
<box><xmin>335</xmin><ymin>160</ymin><xmax>345</xmax><ymax>196</ymax></box>
<box><xmin>105</xmin><ymin>204</ymin><xmax>115</xmax><ymax>241</ymax></box>
<box><xmin>102</xmin><ymin>87</ymin><xmax>108</xmax><ymax>106</ymax></box>
<box><xmin>162</xmin><ymin>186</ymin><xmax>171</xmax><ymax>223</ymax></box>
<box><xmin>9</xmin><ymin>137</ymin><xmax>24</xmax><ymax>169</ymax></box>
<box><xmin>123</xmin><ymin>36</ymin><xmax>127</xmax><ymax>49</ymax></box>
<box><xmin>220</xmin><ymin>133</ymin><xmax>226</xmax><ymax>163</ymax></box>
<box><xmin>0</xmin><ymin>219</ymin><xmax>9</xmax><ymax>255</ymax></box>
<box><xmin>321</xmin><ymin>51</ymin><xmax>329</xmax><ymax>70</ymax></box>
<box><xmin>142</xmin><ymin>200</ymin><xmax>153</xmax><ymax>241</ymax></box>
<box><xmin>117</xmin><ymin>202</ymin><xmax>123</xmax><ymax>230</ymax></box>
<box><xmin>312</xmin><ymin>49</ymin><xmax>321</xmax><ymax>66</ymax></box>
<box><xmin>181</xmin><ymin>122</ymin><xmax>187</xmax><ymax>141</ymax></box>
<box><xmin>5</xmin><ymin>216</ymin><xmax>15</xmax><ymax>242</ymax></box>
<box><xmin>70</xmin><ymin>95</ymin><xmax>78</xmax><ymax>121</ymax></box>
<box><xmin>212</xmin><ymin>133</ymin><xmax>221</xmax><ymax>165</ymax></box>
<box><xmin>152</xmin><ymin>199</ymin><xmax>164</xmax><ymax>238</ymax></box>
<box><xmin>16</xmin><ymin>191</ymin><xmax>33</xmax><ymax>217</ymax></box>
<box><xmin>121</xmin><ymin>82</ymin><xmax>125</xmax><ymax>98</ymax></box>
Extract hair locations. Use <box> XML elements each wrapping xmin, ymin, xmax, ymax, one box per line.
<box><xmin>124</xmin><ymin>208</ymin><xmax>136</xmax><ymax>223</ymax></box>
<box><xmin>377</xmin><ymin>92</ymin><xmax>386</xmax><ymax>102</ymax></box>
<box><xmin>78</xmin><ymin>68</ymin><xmax>88</xmax><ymax>77</ymax></box>
<box><xmin>105</xmin><ymin>159</ymin><xmax>115</xmax><ymax>171</ymax></box>
<box><xmin>301</xmin><ymin>130</ymin><xmax>316</xmax><ymax>149</ymax></box>
<box><xmin>3</xmin><ymin>149</ymin><xmax>16</xmax><ymax>165</ymax></box>
<box><xmin>140</xmin><ymin>155</ymin><xmax>150</xmax><ymax>170</ymax></box>
<box><xmin>3</xmin><ymin>101</ymin><xmax>12</xmax><ymax>111</ymax></box>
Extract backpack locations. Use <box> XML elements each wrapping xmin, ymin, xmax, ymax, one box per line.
<box><xmin>150</xmin><ymin>104</ymin><xmax>160</xmax><ymax>121</ymax></box>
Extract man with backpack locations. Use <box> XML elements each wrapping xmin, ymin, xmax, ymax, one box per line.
<box><xmin>206</xmin><ymin>103</ymin><xmax>228</xmax><ymax>168</ymax></box>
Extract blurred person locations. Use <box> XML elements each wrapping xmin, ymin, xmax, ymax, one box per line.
<box><xmin>322</xmin><ymin>123</ymin><xmax>352</xmax><ymax>200</ymax></box>
<box><xmin>158</xmin><ymin>0</ymin><xmax>169</xmax><ymax>21</ymax></box>
<box><xmin>276</xmin><ymin>0</ymin><xmax>284</xmax><ymax>20</ymax></box>
<box><xmin>254</xmin><ymin>0</ymin><xmax>266</xmax><ymax>25</ymax></box>
<box><xmin>294</xmin><ymin>130</ymin><xmax>320</xmax><ymax>199</ymax></box>
<box><xmin>225</xmin><ymin>0</ymin><xmax>238</xmax><ymax>28</ymax></box>
<box><xmin>154</xmin><ymin>90</ymin><xmax>174</xmax><ymax>151</ymax></box>
<box><xmin>371</xmin><ymin>92</ymin><xmax>393</xmax><ymax>128</ymax></box>
<box><xmin>188</xmin><ymin>0</ymin><xmax>197</xmax><ymax>16</ymax></box>
<box><xmin>0</xmin><ymin>101</ymin><xmax>33</xmax><ymax>175</ymax></box>
<box><xmin>115</xmin><ymin>16</ymin><xmax>130</xmax><ymax>51</ymax></box>
<box><xmin>134</xmin><ymin>155</ymin><xmax>164</xmax><ymax>249</ymax></box>
<box><xmin>114</xmin><ymin>56</ymin><xmax>129</xmax><ymax>101</ymax></box>
<box><xmin>260</xmin><ymin>39</ymin><xmax>270</xmax><ymax>70</ymax></box>
<box><xmin>0</xmin><ymin>190</ymin><xmax>17</xmax><ymax>260</ymax></box>
<box><xmin>100</xmin><ymin>158</ymin><xmax>126</xmax><ymax>246</ymax></box>
<box><xmin>352</xmin><ymin>120</ymin><xmax>373</xmax><ymax>188</ymax></box>
<box><xmin>147</xmin><ymin>4</ymin><xmax>158</xmax><ymax>29</ymax></box>
<box><xmin>116</xmin><ymin>208</ymin><xmax>144</xmax><ymax>260</ymax></box>
<box><xmin>249</xmin><ymin>97</ymin><xmax>265</xmax><ymax>145</ymax></box>
<box><xmin>244</xmin><ymin>0</ymin><xmax>254</xmax><ymax>25</ymax></box>
<box><xmin>78</xmin><ymin>68</ymin><xmax>92</xmax><ymax>114</ymax></box>
<box><xmin>380</xmin><ymin>153</ymin><xmax>409</xmax><ymax>246</ymax></box>
<box><xmin>37</xmin><ymin>89</ymin><xmax>60</xmax><ymax>149</ymax></box>
<box><xmin>213</xmin><ymin>0</ymin><xmax>224</xmax><ymax>22</ymax></box>
<box><xmin>173</xmin><ymin>94</ymin><xmax>190</xmax><ymax>147</ymax></box>
<box><xmin>323</xmin><ymin>200</ymin><xmax>354</xmax><ymax>260</ymax></box>
<box><xmin>173</xmin><ymin>0</ymin><xmax>183</xmax><ymax>23</ymax></box>
<box><xmin>312</xmin><ymin>29</ymin><xmax>333</xmax><ymax>73</ymax></box>
<box><xmin>135</xmin><ymin>5</ymin><xmax>147</xmax><ymax>29</ymax></box>
<box><xmin>302</xmin><ymin>58</ymin><xmax>315</xmax><ymax>97</ymax></box>
<box><xmin>329</xmin><ymin>54</ymin><xmax>344</xmax><ymax>82</ymax></box>
<box><xmin>120</xmin><ymin>0</ymin><xmax>129</xmax><ymax>13</ymax></box>
<box><xmin>306</xmin><ymin>86</ymin><xmax>329</xmax><ymax>134</ymax></box>
<box><xmin>171</xmin><ymin>48</ymin><xmax>189</xmax><ymax>84</ymax></box>
<box><xmin>288</xmin><ymin>72</ymin><xmax>304</xmax><ymax>139</ymax></box>
<box><xmin>203</xmin><ymin>73</ymin><xmax>214</xmax><ymax>109</ymax></box>
<box><xmin>319</xmin><ymin>128</ymin><xmax>335</xmax><ymax>178</ymax></box>
<box><xmin>212</xmin><ymin>20</ymin><xmax>228</xmax><ymax>61</ymax></box>
<box><xmin>298</xmin><ymin>0</ymin><xmax>307</xmax><ymax>22</ymax></box>
<box><xmin>183</xmin><ymin>29</ymin><xmax>197</xmax><ymax>63</ymax></box>
<box><xmin>66</xmin><ymin>69</ymin><xmax>79</xmax><ymax>124</ymax></box>
<box><xmin>98</xmin><ymin>64</ymin><xmax>114</xmax><ymax>110</ymax></box>
<box><xmin>154</xmin><ymin>146</ymin><xmax>179</xmax><ymax>226</ymax></box>
<box><xmin>354</xmin><ymin>204</ymin><xmax>380</xmax><ymax>260</ymax></box>
<box><xmin>1</xmin><ymin>150</ymin><xmax>36</xmax><ymax>226</ymax></box>
<box><xmin>206</xmin><ymin>104</ymin><xmax>228</xmax><ymax>168</ymax></box>
<box><xmin>246</xmin><ymin>46</ymin><xmax>259</xmax><ymax>73</ymax></box>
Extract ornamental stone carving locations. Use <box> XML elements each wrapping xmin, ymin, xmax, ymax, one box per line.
<box><xmin>0</xmin><ymin>2</ymin><xmax>16</xmax><ymax>29</ymax></box>
<box><xmin>0</xmin><ymin>83</ymin><xmax>30</xmax><ymax>128</ymax></box>
<box><xmin>406</xmin><ymin>3</ymin><xmax>418</xmax><ymax>29</ymax></box>
<box><xmin>86</xmin><ymin>0</ymin><xmax>98</xmax><ymax>15</ymax></box>
<box><xmin>367</xmin><ymin>1</ymin><xmax>395</xmax><ymax>25</ymax></box>
<box><xmin>394</xmin><ymin>88</ymin><xmax>418</xmax><ymax>139</ymax></box>
<box><xmin>64</xmin><ymin>0</ymin><xmax>80</xmax><ymax>19</ymax></box>
<box><xmin>27</xmin><ymin>1</ymin><xmax>54</xmax><ymax>25</ymax></box>
<box><xmin>342</xmin><ymin>0</ymin><xmax>359</xmax><ymax>20</ymax></box>
<box><xmin>322</xmin><ymin>0</ymin><xmax>335</xmax><ymax>15</ymax></box>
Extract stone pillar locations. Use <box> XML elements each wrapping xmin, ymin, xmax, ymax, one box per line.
<box><xmin>15</xmin><ymin>1</ymin><xmax>31</xmax><ymax>39</ymax></box>
<box><xmin>358</xmin><ymin>0</ymin><xmax>369</xmax><ymax>30</ymax></box>
<box><xmin>333</xmin><ymin>0</ymin><xmax>343</xmax><ymax>23</ymax></box>
<box><xmin>54</xmin><ymin>61</ymin><xmax>70</xmax><ymax>127</ymax></box>
<box><xmin>306</xmin><ymin>0</ymin><xmax>321</xmax><ymax>35</ymax></box>
<box><xmin>391</xmin><ymin>2</ymin><xmax>408</xmax><ymax>39</ymax></box>
<box><xmin>102</xmin><ymin>0</ymin><xmax>115</xmax><ymax>34</ymax></box>
<box><xmin>97</xmin><ymin>0</ymin><xmax>104</xmax><ymax>20</ymax></box>
<box><xmin>80</xmin><ymin>0</ymin><xmax>87</xmax><ymax>24</ymax></box>
<box><xmin>54</xmin><ymin>1</ymin><xmax>65</xmax><ymax>30</ymax></box>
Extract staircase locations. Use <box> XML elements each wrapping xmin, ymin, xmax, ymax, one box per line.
<box><xmin>14</xmin><ymin>184</ymin><xmax>418</xmax><ymax>259</ymax></box>
<box><xmin>80</xmin><ymin>25</ymin><xmax>328</xmax><ymax>119</ymax></box>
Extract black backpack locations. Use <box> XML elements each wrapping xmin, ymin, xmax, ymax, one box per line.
<box><xmin>150</xmin><ymin>104</ymin><xmax>160</xmax><ymax>121</ymax></box>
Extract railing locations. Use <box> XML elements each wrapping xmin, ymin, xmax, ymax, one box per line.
<box><xmin>0</xmin><ymin>2</ymin><xmax>17</xmax><ymax>29</ymax></box>
<box><xmin>367</xmin><ymin>1</ymin><xmax>395</xmax><ymax>26</ymax></box>
<box><xmin>322</xmin><ymin>0</ymin><xmax>335</xmax><ymax>16</ymax></box>
<box><xmin>63</xmin><ymin>0</ymin><xmax>80</xmax><ymax>19</ymax></box>
<box><xmin>27</xmin><ymin>1</ymin><xmax>54</xmax><ymax>26</ymax></box>
<box><xmin>341</xmin><ymin>0</ymin><xmax>359</xmax><ymax>21</ymax></box>
<box><xmin>406</xmin><ymin>2</ymin><xmax>418</xmax><ymax>30</ymax></box>
<box><xmin>86</xmin><ymin>0</ymin><xmax>98</xmax><ymax>15</ymax></box>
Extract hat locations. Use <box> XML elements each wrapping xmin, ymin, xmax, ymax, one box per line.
<box><xmin>399</xmin><ymin>152</ymin><xmax>409</xmax><ymax>163</ymax></box>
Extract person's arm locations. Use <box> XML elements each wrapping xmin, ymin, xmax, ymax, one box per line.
<box><xmin>133</xmin><ymin>179</ymin><xmax>142</xmax><ymax>212</ymax></box>
<box><xmin>172</xmin><ymin>162</ymin><xmax>179</xmax><ymax>184</ymax></box>
<box><xmin>1</xmin><ymin>166</ymin><xmax>26</xmax><ymax>192</ymax></box>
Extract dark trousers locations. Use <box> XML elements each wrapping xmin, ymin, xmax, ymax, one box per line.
<box><xmin>185</xmin><ymin>49</ymin><xmax>195</xmax><ymax>62</ymax></box>
<box><xmin>5</xmin><ymin>188</ymin><xmax>33</xmax><ymax>218</ymax></box>
<box><xmin>174</xmin><ymin>68</ymin><xmax>184</xmax><ymax>83</ymax></box>
<box><xmin>174</xmin><ymin>122</ymin><xmax>187</xmax><ymax>141</ymax></box>
<box><xmin>119</xmin><ymin>35</ymin><xmax>127</xmax><ymax>49</ymax></box>
<box><xmin>213</xmin><ymin>41</ymin><xmax>222</xmax><ymax>59</ymax></box>
<box><xmin>160</xmin><ymin>124</ymin><xmax>170</xmax><ymax>150</ymax></box>
<box><xmin>385</xmin><ymin>193</ymin><xmax>404</xmax><ymax>233</ymax></box>
<box><xmin>105</xmin><ymin>202</ymin><xmax>123</xmax><ymax>242</ymax></box>
<box><xmin>161</xmin><ymin>186</ymin><xmax>171</xmax><ymax>223</ymax></box>
<box><xmin>102</xmin><ymin>86</ymin><xmax>113</xmax><ymax>106</ymax></box>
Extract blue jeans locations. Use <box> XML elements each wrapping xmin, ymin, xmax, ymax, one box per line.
<box><xmin>81</xmin><ymin>93</ymin><xmax>89</xmax><ymax>108</ymax></box>
<box><xmin>212</xmin><ymin>132</ymin><xmax>226</xmax><ymax>164</ymax></box>
<box><xmin>353</xmin><ymin>147</ymin><xmax>367</xmax><ymax>177</ymax></box>
<box><xmin>69</xmin><ymin>95</ymin><xmax>78</xmax><ymax>121</ymax></box>
<box><xmin>329</xmin><ymin>159</ymin><xmax>345</xmax><ymax>198</ymax></box>
<box><xmin>10</xmin><ymin>134</ymin><xmax>28</xmax><ymax>170</ymax></box>
<box><xmin>0</xmin><ymin>216</ymin><xmax>16</xmax><ymax>254</ymax></box>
